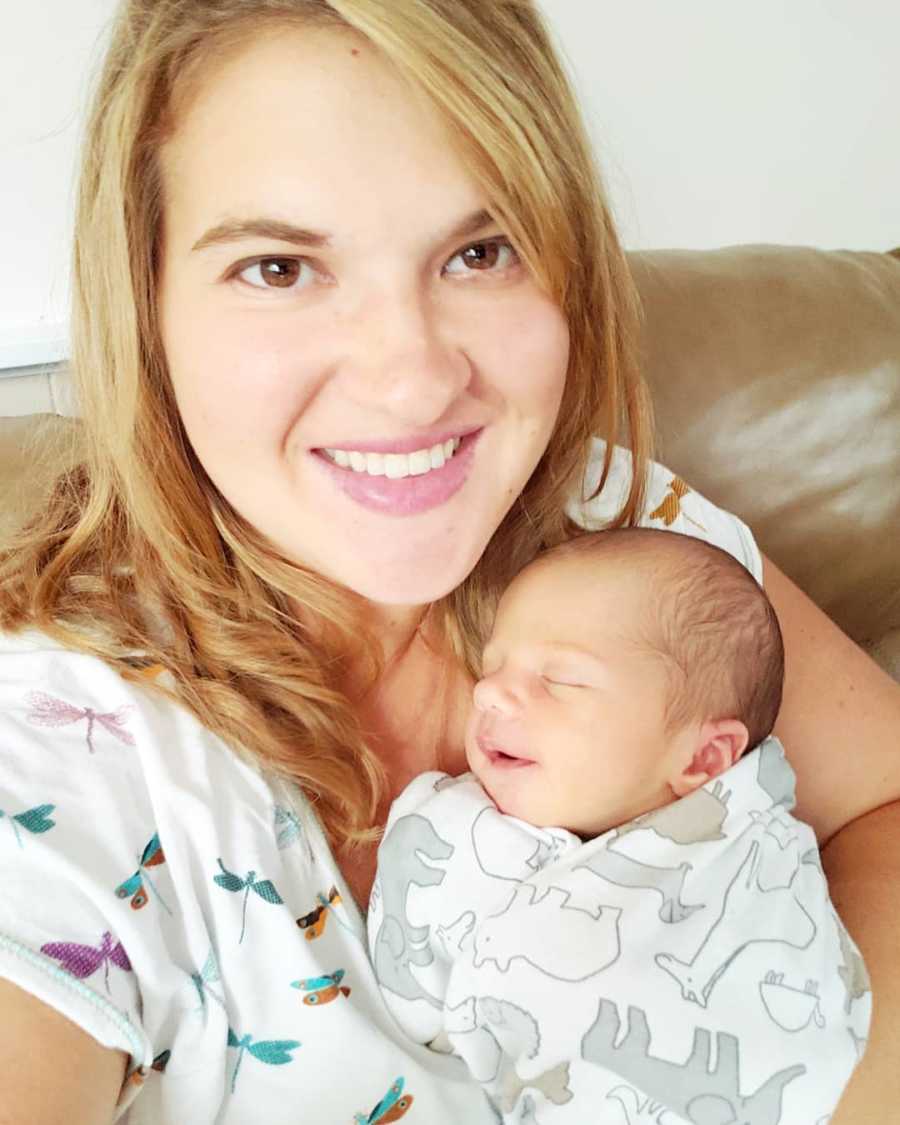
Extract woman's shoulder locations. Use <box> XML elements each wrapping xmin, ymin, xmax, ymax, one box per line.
<box><xmin>0</xmin><ymin>627</ymin><xmax>192</xmax><ymax>763</ymax></box>
<box><xmin>567</xmin><ymin>440</ymin><xmax>763</xmax><ymax>583</ymax></box>
<box><xmin>0</xmin><ymin>626</ymin><xmax>274</xmax><ymax>807</ymax></box>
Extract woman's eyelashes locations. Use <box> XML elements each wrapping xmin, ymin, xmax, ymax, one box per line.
<box><xmin>233</xmin><ymin>257</ymin><xmax>312</xmax><ymax>291</ymax></box>
<box><xmin>443</xmin><ymin>237</ymin><xmax>520</xmax><ymax>278</ymax></box>
<box><xmin>227</xmin><ymin>236</ymin><xmax>521</xmax><ymax>293</ymax></box>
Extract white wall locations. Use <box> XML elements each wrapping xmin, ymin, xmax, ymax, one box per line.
<box><xmin>0</xmin><ymin>0</ymin><xmax>113</xmax><ymax>369</ymax></box>
<box><xmin>539</xmin><ymin>0</ymin><xmax>900</xmax><ymax>253</ymax></box>
<box><xmin>2</xmin><ymin>0</ymin><xmax>898</xmax><ymax>370</ymax></box>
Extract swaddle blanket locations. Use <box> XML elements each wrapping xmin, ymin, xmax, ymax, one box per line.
<box><xmin>368</xmin><ymin>738</ymin><xmax>870</xmax><ymax>1124</ymax></box>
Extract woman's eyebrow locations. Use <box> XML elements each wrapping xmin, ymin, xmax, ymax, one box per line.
<box><xmin>190</xmin><ymin>207</ymin><xmax>497</xmax><ymax>253</ymax></box>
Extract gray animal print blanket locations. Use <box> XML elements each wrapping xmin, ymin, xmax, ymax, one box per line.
<box><xmin>367</xmin><ymin>739</ymin><xmax>870</xmax><ymax>1125</ymax></box>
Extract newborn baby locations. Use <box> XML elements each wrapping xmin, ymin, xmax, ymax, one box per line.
<box><xmin>366</xmin><ymin>527</ymin><xmax>871</xmax><ymax>1125</ymax></box>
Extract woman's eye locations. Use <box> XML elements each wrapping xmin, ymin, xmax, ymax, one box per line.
<box><xmin>233</xmin><ymin>257</ymin><xmax>313</xmax><ymax>291</ymax></box>
<box><xmin>445</xmin><ymin>237</ymin><xmax>520</xmax><ymax>277</ymax></box>
<box><xmin>230</xmin><ymin>237</ymin><xmax>519</xmax><ymax>293</ymax></box>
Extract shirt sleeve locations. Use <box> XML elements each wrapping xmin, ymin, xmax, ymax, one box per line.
<box><xmin>566</xmin><ymin>439</ymin><xmax>764</xmax><ymax>583</ymax></box>
<box><xmin>0</xmin><ymin>632</ymin><xmax>159</xmax><ymax>1090</ymax></box>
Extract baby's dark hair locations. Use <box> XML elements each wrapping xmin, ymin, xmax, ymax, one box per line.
<box><xmin>530</xmin><ymin>528</ymin><xmax>784</xmax><ymax>749</ymax></box>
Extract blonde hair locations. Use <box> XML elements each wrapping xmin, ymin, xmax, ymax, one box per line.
<box><xmin>0</xmin><ymin>0</ymin><xmax>653</xmax><ymax>848</ymax></box>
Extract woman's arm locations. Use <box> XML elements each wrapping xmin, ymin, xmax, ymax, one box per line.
<box><xmin>0</xmin><ymin>979</ymin><xmax>125</xmax><ymax>1124</ymax></box>
<box><xmin>824</xmin><ymin>803</ymin><xmax>900</xmax><ymax>1121</ymax></box>
<box><xmin>764</xmin><ymin>554</ymin><xmax>900</xmax><ymax>841</ymax></box>
<box><xmin>763</xmin><ymin>554</ymin><xmax>900</xmax><ymax>1120</ymax></box>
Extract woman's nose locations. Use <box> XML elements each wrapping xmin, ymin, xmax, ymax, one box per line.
<box><xmin>339</xmin><ymin>285</ymin><xmax>472</xmax><ymax>425</ymax></box>
<box><xmin>473</xmin><ymin>672</ymin><xmax>524</xmax><ymax>717</ymax></box>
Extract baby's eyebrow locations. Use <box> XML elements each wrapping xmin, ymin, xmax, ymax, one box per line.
<box><xmin>540</xmin><ymin>644</ymin><xmax>609</xmax><ymax>672</ymax></box>
<box><xmin>481</xmin><ymin>639</ymin><xmax>607</xmax><ymax>670</ymax></box>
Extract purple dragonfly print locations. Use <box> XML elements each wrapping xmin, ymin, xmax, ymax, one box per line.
<box><xmin>25</xmin><ymin>691</ymin><xmax>136</xmax><ymax>754</ymax></box>
<box><xmin>41</xmin><ymin>931</ymin><xmax>132</xmax><ymax>994</ymax></box>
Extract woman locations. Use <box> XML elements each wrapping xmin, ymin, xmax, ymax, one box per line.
<box><xmin>0</xmin><ymin>2</ymin><xmax>897</xmax><ymax>1121</ymax></box>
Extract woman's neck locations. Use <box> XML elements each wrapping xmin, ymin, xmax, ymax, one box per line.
<box><xmin>332</xmin><ymin>600</ymin><xmax>472</xmax><ymax>910</ymax></box>
<box><xmin>356</xmin><ymin>606</ymin><xmax>469</xmax><ymax>776</ymax></box>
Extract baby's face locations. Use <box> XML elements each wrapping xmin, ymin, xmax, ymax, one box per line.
<box><xmin>465</xmin><ymin>556</ymin><xmax>685</xmax><ymax>835</ymax></box>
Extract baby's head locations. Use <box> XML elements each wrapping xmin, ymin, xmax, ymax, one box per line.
<box><xmin>464</xmin><ymin>527</ymin><xmax>784</xmax><ymax>835</ymax></box>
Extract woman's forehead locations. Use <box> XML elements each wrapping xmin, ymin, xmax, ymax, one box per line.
<box><xmin>158</xmin><ymin>25</ymin><xmax>480</xmax><ymax>252</ymax></box>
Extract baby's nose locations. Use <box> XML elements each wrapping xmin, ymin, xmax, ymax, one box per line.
<box><xmin>473</xmin><ymin>672</ymin><xmax>523</xmax><ymax>716</ymax></box>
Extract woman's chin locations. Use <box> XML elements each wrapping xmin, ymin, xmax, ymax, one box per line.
<box><xmin>342</xmin><ymin>572</ymin><xmax>464</xmax><ymax>609</ymax></box>
<box><xmin>332</xmin><ymin>546</ymin><xmax>484</xmax><ymax>608</ymax></box>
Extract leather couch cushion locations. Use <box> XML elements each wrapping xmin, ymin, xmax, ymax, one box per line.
<box><xmin>631</xmin><ymin>245</ymin><xmax>900</xmax><ymax>670</ymax></box>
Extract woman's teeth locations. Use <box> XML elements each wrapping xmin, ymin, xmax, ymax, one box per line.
<box><xmin>323</xmin><ymin>437</ymin><xmax>462</xmax><ymax>479</ymax></box>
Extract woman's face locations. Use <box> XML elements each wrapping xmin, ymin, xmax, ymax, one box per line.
<box><xmin>157</xmin><ymin>26</ymin><xmax>569</xmax><ymax>608</ymax></box>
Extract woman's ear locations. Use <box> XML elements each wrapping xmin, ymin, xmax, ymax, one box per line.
<box><xmin>669</xmin><ymin>719</ymin><xmax>750</xmax><ymax>797</ymax></box>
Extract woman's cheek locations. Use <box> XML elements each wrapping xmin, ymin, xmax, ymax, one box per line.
<box><xmin>176</xmin><ymin>317</ymin><xmax>314</xmax><ymax>446</ymax></box>
<box><xmin>512</xmin><ymin>300</ymin><xmax>570</xmax><ymax>411</ymax></box>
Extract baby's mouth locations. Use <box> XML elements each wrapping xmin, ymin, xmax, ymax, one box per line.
<box><xmin>476</xmin><ymin>734</ymin><xmax>535</xmax><ymax>768</ymax></box>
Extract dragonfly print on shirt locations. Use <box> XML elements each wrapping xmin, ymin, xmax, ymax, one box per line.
<box><xmin>273</xmin><ymin>801</ymin><xmax>314</xmax><ymax>866</ymax></box>
<box><xmin>213</xmin><ymin>857</ymin><xmax>284</xmax><ymax>944</ymax></box>
<box><xmin>25</xmin><ymin>690</ymin><xmax>136</xmax><ymax>753</ymax></box>
<box><xmin>354</xmin><ymin>1076</ymin><xmax>415</xmax><ymax>1124</ymax></box>
<box><xmin>296</xmin><ymin>886</ymin><xmax>350</xmax><ymax>941</ymax></box>
<box><xmin>41</xmin><ymin>930</ymin><xmax>132</xmax><ymax>994</ymax></box>
<box><xmin>115</xmin><ymin>832</ymin><xmax>174</xmax><ymax>915</ymax></box>
<box><xmin>0</xmin><ymin>802</ymin><xmax>55</xmax><ymax>848</ymax></box>
<box><xmin>226</xmin><ymin>1027</ymin><xmax>301</xmax><ymax>1093</ymax></box>
<box><xmin>291</xmin><ymin>968</ymin><xmax>351</xmax><ymax>1007</ymax></box>
<box><xmin>124</xmin><ymin>1049</ymin><xmax>174</xmax><ymax>1095</ymax></box>
<box><xmin>648</xmin><ymin>476</ymin><xmax>707</xmax><ymax>532</ymax></box>
<box><xmin>190</xmin><ymin>946</ymin><xmax>227</xmax><ymax>1018</ymax></box>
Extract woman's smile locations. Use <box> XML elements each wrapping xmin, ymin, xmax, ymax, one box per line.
<box><xmin>311</xmin><ymin>428</ymin><xmax>483</xmax><ymax>516</ymax></box>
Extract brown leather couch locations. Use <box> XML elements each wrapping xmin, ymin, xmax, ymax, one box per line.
<box><xmin>2</xmin><ymin>244</ymin><xmax>899</xmax><ymax>678</ymax></box>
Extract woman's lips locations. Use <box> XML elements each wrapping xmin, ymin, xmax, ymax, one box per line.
<box><xmin>310</xmin><ymin>428</ymin><xmax>483</xmax><ymax>517</ymax></box>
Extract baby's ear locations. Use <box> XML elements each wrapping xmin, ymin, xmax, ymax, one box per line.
<box><xmin>669</xmin><ymin>719</ymin><xmax>750</xmax><ymax>797</ymax></box>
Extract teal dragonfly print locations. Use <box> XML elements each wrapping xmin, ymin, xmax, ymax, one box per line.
<box><xmin>190</xmin><ymin>947</ymin><xmax>226</xmax><ymax>1016</ymax></box>
<box><xmin>273</xmin><ymin>801</ymin><xmax>314</xmax><ymax>864</ymax></box>
<box><xmin>0</xmin><ymin>803</ymin><xmax>55</xmax><ymax>847</ymax></box>
<box><xmin>214</xmin><ymin>857</ymin><xmax>283</xmax><ymax>943</ymax></box>
<box><xmin>115</xmin><ymin>832</ymin><xmax>173</xmax><ymax>915</ymax></box>
<box><xmin>354</xmin><ymin>1076</ymin><xmax>415</xmax><ymax>1124</ymax></box>
<box><xmin>226</xmin><ymin>1027</ymin><xmax>300</xmax><ymax>1093</ymax></box>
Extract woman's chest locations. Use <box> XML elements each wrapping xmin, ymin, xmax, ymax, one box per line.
<box><xmin>338</xmin><ymin>665</ymin><xmax>474</xmax><ymax>909</ymax></box>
